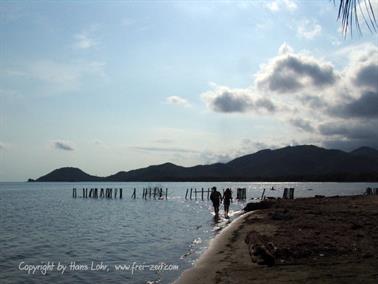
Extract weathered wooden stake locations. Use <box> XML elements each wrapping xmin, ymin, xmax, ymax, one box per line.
<box><xmin>207</xmin><ymin>188</ymin><xmax>210</xmax><ymax>200</ymax></box>
<box><xmin>201</xmin><ymin>188</ymin><xmax>204</xmax><ymax>201</ymax></box>
<box><xmin>289</xmin><ymin>188</ymin><xmax>295</xmax><ymax>199</ymax></box>
<box><xmin>261</xmin><ymin>188</ymin><xmax>266</xmax><ymax>200</ymax></box>
<box><xmin>283</xmin><ymin>188</ymin><xmax>288</xmax><ymax>199</ymax></box>
<box><xmin>131</xmin><ymin>188</ymin><xmax>135</xmax><ymax>199</ymax></box>
<box><xmin>120</xmin><ymin>188</ymin><xmax>123</xmax><ymax>199</ymax></box>
<box><xmin>185</xmin><ymin>189</ymin><xmax>188</xmax><ymax>199</ymax></box>
<box><xmin>165</xmin><ymin>188</ymin><xmax>168</xmax><ymax>199</ymax></box>
<box><xmin>190</xmin><ymin>188</ymin><xmax>192</xmax><ymax>200</ymax></box>
<box><xmin>72</xmin><ymin>188</ymin><xmax>77</xmax><ymax>198</ymax></box>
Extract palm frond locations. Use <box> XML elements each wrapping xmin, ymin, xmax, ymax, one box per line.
<box><xmin>335</xmin><ymin>0</ymin><xmax>377</xmax><ymax>36</ymax></box>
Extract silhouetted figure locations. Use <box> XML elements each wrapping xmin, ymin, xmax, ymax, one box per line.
<box><xmin>223</xmin><ymin>188</ymin><xmax>233</xmax><ymax>217</ymax></box>
<box><xmin>210</xmin><ymin>186</ymin><xmax>222</xmax><ymax>216</ymax></box>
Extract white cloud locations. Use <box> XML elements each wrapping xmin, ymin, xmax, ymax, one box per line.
<box><xmin>282</xmin><ymin>0</ymin><xmax>297</xmax><ymax>11</ymax></box>
<box><xmin>265</xmin><ymin>0</ymin><xmax>297</xmax><ymax>12</ymax></box>
<box><xmin>72</xmin><ymin>26</ymin><xmax>100</xmax><ymax>50</ymax></box>
<box><xmin>297</xmin><ymin>20</ymin><xmax>322</xmax><ymax>39</ymax></box>
<box><xmin>278</xmin><ymin>42</ymin><xmax>294</xmax><ymax>55</ymax></box>
<box><xmin>166</xmin><ymin>96</ymin><xmax>191</xmax><ymax>107</ymax></box>
<box><xmin>266</xmin><ymin>1</ymin><xmax>279</xmax><ymax>12</ymax></box>
<box><xmin>256</xmin><ymin>47</ymin><xmax>337</xmax><ymax>93</ymax></box>
<box><xmin>201</xmin><ymin>42</ymin><xmax>378</xmax><ymax>150</ymax></box>
<box><xmin>73</xmin><ymin>32</ymin><xmax>97</xmax><ymax>50</ymax></box>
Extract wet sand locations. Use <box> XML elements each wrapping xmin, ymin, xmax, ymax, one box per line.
<box><xmin>175</xmin><ymin>195</ymin><xmax>378</xmax><ymax>284</ymax></box>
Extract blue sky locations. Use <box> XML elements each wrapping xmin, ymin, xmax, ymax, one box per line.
<box><xmin>1</xmin><ymin>1</ymin><xmax>377</xmax><ymax>181</ymax></box>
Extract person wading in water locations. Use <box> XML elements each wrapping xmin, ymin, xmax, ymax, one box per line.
<box><xmin>210</xmin><ymin>186</ymin><xmax>222</xmax><ymax>216</ymax></box>
<box><xmin>223</xmin><ymin>188</ymin><xmax>233</xmax><ymax>217</ymax></box>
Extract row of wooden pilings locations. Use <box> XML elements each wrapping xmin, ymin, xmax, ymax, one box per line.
<box><xmin>365</xmin><ymin>187</ymin><xmax>378</xmax><ymax>195</ymax></box>
<box><xmin>184</xmin><ymin>187</ymin><xmax>247</xmax><ymax>201</ymax></box>
<box><xmin>72</xmin><ymin>187</ymin><xmax>168</xmax><ymax>200</ymax></box>
<box><xmin>282</xmin><ymin>188</ymin><xmax>295</xmax><ymax>199</ymax></box>
<box><xmin>259</xmin><ymin>187</ymin><xmax>295</xmax><ymax>200</ymax></box>
<box><xmin>142</xmin><ymin>187</ymin><xmax>168</xmax><ymax>199</ymax></box>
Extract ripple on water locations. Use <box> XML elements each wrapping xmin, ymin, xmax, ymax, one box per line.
<box><xmin>2</xmin><ymin>181</ymin><xmax>370</xmax><ymax>283</ymax></box>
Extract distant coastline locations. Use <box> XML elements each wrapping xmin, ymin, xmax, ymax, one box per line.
<box><xmin>29</xmin><ymin>145</ymin><xmax>378</xmax><ymax>182</ymax></box>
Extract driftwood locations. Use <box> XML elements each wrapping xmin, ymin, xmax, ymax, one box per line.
<box><xmin>245</xmin><ymin>231</ymin><xmax>276</xmax><ymax>266</ymax></box>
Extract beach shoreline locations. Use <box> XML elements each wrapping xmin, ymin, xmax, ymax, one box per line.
<box><xmin>174</xmin><ymin>195</ymin><xmax>378</xmax><ymax>284</ymax></box>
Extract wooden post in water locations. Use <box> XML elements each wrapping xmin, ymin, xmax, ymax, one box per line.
<box><xmin>100</xmin><ymin>188</ymin><xmax>104</xmax><ymax>198</ymax></box>
<box><xmin>185</xmin><ymin>189</ymin><xmax>188</xmax><ymax>199</ymax></box>
<box><xmin>366</xmin><ymin>187</ymin><xmax>373</xmax><ymax>195</ymax></box>
<box><xmin>289</xmin><ymin>188</ymin><xmax>295</xmax><ymax>199</ymax></box>
<box><xmin>85</xmin><ymin>188</ymin><xmax>88</xmax><ymax>198</ymax></box>
<box><xmin>120</xmin><ymin>188</ymin><xmax>123</xmax><ymax>199</ymax></box>
<box><xmin>72</xmin><ymin>188</ymin><xmax>77</xmax><ymax>198</ymax></box>
<box><xmin>165</xmin><ymin>188</ymin><xmax>168</xmax><ymax>199</ymax></box>
<box><xmin>190</xmin><ymin>188</ymin><xmax>193</xmax><ymax>200</ymax></box>
<box><xmin>201</xmin><ymin>188</ymin><xmax>204</xmax><ymax>201</ymax></box>
<box><xmin>195</xmin><ymin>188</ymin><xmax>197</xmax><ymax>200</ymax></box>
<box><xmin>94</xmin><ymin>188</ymin><xmax>98</xmax><ymax>198</ymax></box>
<box><xmin>207</xmin><ymin>188</ymin><xmax>210</xmax><ymax>200</ymax></box>
<box><xmin>283</xmin><ymin>188</ymin><xmax>288</xmax><ymax>199</ymax></box>
<box><xmin>149</xmin><ymin>187</ymin><xmax>151</xmax><ymax>198</ymax></box>
<box><xmin>132</xmin><ymin>188</ymin><xmax>136</xmax><ymax>199</ymax></box>
<box><xmin>82</xmin><ymin>188</ymin><xmax>85</xmax><ymax>198</ymax></box>
<box><xmin>261</xmin><ymin>188</ymin><xmax>266</xmax><ymax>200</ymax></box>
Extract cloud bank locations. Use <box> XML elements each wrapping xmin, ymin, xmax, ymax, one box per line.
<box><xmin>201</xmin><ymin>42</ymin><xmax>378</xmax><ymax>150</ymax></box>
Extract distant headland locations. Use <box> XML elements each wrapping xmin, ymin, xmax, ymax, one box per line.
<box><xmin>28</xmin><ymin>145</ymin><xmax>378</xmax><ymax>182</ymax></box>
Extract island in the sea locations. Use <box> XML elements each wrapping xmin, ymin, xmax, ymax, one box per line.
<box><xmin>29</xmin><ymin>145</ymin><xmax>378</xmax><ymax>182</ymax></box>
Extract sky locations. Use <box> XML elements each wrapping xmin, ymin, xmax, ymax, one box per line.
<box><xmin>0</xmin><ymin>0</ymin><xmax>377</xmax><ymax>181</ymax></box>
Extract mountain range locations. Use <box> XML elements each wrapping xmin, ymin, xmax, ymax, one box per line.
<box><xmin>30</xmin><ymin>145</ymin><xmax>378</xmax><ymax>182</ymax></box>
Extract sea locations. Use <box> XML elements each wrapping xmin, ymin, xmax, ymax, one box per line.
<box><xmin>1</xmin><ymin>181</ymin><xmax>377</xmax><ymax>284</ymax></box>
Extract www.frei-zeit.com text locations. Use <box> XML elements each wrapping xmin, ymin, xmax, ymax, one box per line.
<box><xmin>18</xmin><ymin>261</ymin><xmax>179</xmax><ymax>275</ymax></box>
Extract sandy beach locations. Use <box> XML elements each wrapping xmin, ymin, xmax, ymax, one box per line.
<box><xmin>175</xmin><ymin>195</ymin><xmax>378</xmax><ymax>284</ymax></box>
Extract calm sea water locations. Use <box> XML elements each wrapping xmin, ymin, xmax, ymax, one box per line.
<box><xmin>1</xmin><ymin>181</ymin><xmax>377</xmax><ymax>284</ymax></box>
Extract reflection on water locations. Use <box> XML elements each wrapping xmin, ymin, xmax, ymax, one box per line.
<box><xmin>0</xmin><ymin>181</ymin><xmax>377</xmax><ymax>284</ymax></box>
